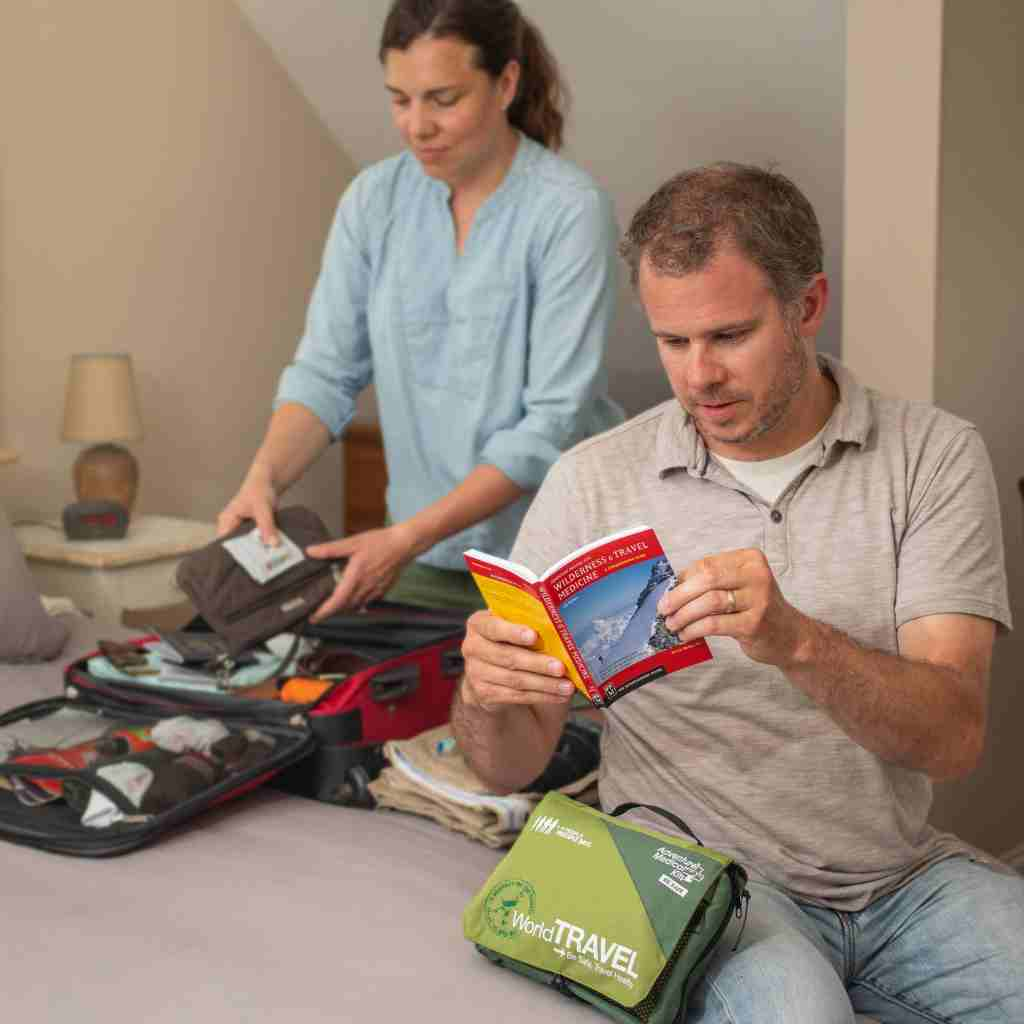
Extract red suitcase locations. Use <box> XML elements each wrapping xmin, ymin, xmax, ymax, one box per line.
<box><xmin>272</xmin><ymin>601</ymin><xmax>470</xmax><ymax>803</ymax></box>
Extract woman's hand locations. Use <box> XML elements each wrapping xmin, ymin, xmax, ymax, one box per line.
<box><xmin>306</xmin><ymin>522</ymin><xmax>420</xmax><ymax>620</ymax></box>
<box><xmin>217</xmin><ymin>464</ymin><xmax>279</xmax><ymax>544</ymax></box>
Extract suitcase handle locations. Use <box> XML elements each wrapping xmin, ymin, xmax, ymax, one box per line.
<box><xmin>370</xmin><ymin>664</ymin><xmax>419</xmax><ymax>703</ymax></box>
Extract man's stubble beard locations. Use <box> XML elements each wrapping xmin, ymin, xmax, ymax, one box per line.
<box><xmin>699</xmin><ymin>328</ymin><xmax>810</xmax><ymax>447</ymax></box>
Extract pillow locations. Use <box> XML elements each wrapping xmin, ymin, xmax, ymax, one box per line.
<box><xmin>0</xmin><ymin>506</ymin><xmax>69</xmax><ymax>662</ymax></box>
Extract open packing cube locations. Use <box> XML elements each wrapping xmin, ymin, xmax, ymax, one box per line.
<box><xmin>464</xmin><ymin>793</ymin><xmax>749</xmax><ymax>1024</ymax></box>
<box><xmin>0</xmin><ymin>601</ymin><xmax>468</xmax><ymax>855</ymax></box>
<box><xmin>0</xmin><ymin>678</ymin><xmax>314</xmax><ymax>856</ymax></box>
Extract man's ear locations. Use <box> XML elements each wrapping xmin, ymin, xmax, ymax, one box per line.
<box><xmin>797</xmin><ymin>273</ymin><xmax>829</xmax><ymax>338</ymax></box>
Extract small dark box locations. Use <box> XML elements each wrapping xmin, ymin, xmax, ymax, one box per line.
<box><xmin>62</xmin><ymin>500</ymin><xmax>130</xmax><ymax>540</ymax></box>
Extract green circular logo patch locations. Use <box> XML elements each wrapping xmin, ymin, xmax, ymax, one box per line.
<box><xmin>484</xmin><ymin>878</ymin><xmax>537</xmax><ymax>938</ymax></box>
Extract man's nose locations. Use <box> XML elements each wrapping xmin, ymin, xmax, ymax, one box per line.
<box><xmin>686</xmin><ymin>345</ymin><xmax>727</xmax><ymax>391</ymax></box>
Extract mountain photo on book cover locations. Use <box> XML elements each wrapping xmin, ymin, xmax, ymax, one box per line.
<box><xmin>560</xmin><ymin>554</ymin><xmax>679</xmax><ymax>684</ymax></box>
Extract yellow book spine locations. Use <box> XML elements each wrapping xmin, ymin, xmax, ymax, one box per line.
<box><xmin>469</xmin><ymin>572</ymin><xmax>589</xmax><ymax>698</ymax></box>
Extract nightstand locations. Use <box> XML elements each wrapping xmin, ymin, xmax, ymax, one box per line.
<box><xmin>14</xmin><ymin>515</ymin><xmax>216</xmax><ymax>625</ymax></box>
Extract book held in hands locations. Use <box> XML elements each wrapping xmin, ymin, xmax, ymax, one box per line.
<box><xmin>464</xmin><ymin>525</ymin><xmax>712</xmax><ymax>708</ymax></box>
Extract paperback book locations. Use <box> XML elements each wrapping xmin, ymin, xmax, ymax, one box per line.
<box><xmin>464</xmin><ymin>525</ymin><xmax>712</xmax><ymax>708</ymax></box>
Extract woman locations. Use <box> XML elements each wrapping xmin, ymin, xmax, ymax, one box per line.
<box><xmin>218</xmin><ymin>0</ymin><xmax>623</xmax><ymax>617</ymax></box>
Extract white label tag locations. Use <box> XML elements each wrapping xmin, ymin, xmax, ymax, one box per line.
<box><xmin>222</xmin><ymin>527</ymin><xmax>306</xmax><ymax>584</ymax></box>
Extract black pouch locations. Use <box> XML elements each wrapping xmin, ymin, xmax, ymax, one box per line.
<box><xmin>175</xmin><ymin>506</ymin><xmax>339</xmax><ymax>658</ymax></box>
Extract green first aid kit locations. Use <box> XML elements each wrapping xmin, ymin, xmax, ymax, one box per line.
<box><xmin>463</xmin><ymin>793</ymin><xmax>750</xmax><ymax>1023</ymax></box>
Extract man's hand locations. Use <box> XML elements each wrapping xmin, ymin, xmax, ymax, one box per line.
<box><xmin>461</xmin><ymin>611</ymin><xmax>576</xmax><ymax>710</ymax></box>
<box><xmin>217</xmin><ymin>465</ymin><xmax>279</xmax><ymax>545</ymax></box>
<box><xmin>658</xmin><ymin>546</ymin><xmax>994</xmax><ymax>779</ymax></box>
<box><xmin>658</xmin><ymin>547</ymin><xmax>810</xmax><ymax>670</ymax></box>
<box><xmin>306</xmin><ymin>523</ymin><xmax>419</xmax><ymax>620</ymax></box>
<box><xmin>453</xmin><ymin>611</ymin><xmax>574</xmax><ymax>794</ymax></box>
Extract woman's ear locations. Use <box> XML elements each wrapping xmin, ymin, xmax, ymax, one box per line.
<box><xmin>499</xmin><ymin>60</ymin><xmax>521</xmax><ymax>111</ymax></box>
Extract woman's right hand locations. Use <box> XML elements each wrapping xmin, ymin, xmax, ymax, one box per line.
<box><xmin>216</xmin><ymin>464</ymin><xmax>279</xmax><ymax>544</ymax></box>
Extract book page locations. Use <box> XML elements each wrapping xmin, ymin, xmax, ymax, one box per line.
<box><xmin>539</xmin><ymin>523</ymin><xmax>652</xmax><ymax>582</ymax></box>
<box><xmin>463</xmin><ymin>548</ymin><xmax>539</xmax><ymax>584</ymax></box>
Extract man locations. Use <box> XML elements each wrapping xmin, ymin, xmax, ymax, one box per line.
<box><xmin>453</xmin><ymin>163</ymin><xmax>1024</xmax><ymax>1022</ymax></box>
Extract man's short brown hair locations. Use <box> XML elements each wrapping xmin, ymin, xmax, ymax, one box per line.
<box><xmin>619</xmin><ymin>163</ymin><xmax>824</xmax><ymax>308</ymax></box>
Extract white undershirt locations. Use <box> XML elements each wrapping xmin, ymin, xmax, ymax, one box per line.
<box><xmin>712</xmin><ymin>424</ymin><xmax>828</xmax><ymax>504</ymax></box>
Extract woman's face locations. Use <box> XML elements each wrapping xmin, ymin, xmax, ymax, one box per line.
<box><xmin>384</xmin><ymin>35</ymin><xmax>520</xmax><ymax>188</ymax></box>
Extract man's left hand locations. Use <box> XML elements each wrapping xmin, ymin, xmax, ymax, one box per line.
<box><xmin>657</xmin><ymin>547</ymin><xmax>811</xmax><ymax>669</ymax></box>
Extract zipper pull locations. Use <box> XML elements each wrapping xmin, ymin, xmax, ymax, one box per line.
<box><xmin>215</xmin><ymin>655</ymin><xmax>237</xmax><ymax>692</ymax></box>
<box><xmin>731</xmin><ymin>889</ymin><xmax>751</xmax><ymax>951</ymax></box>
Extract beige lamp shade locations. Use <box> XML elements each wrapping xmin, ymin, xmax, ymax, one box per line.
<box><xmin>61</xmin><ymin>353</ymin><xmax>143</xmax><ymax>443</ymax></box>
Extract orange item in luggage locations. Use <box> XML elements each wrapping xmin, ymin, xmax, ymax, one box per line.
<box><xmin>280</xmin><ymin>678</ymin><xmax>333</xmax><ymax>704</ymax></box>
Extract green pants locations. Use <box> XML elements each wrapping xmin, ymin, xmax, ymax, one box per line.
<box><xmin>385</xmin><ymin>560</ymin><xmax>486</xmax><ymax>613</ymax></box>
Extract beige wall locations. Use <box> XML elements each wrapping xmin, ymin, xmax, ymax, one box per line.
<box><xmin>843</xmin><ymin>0</ymin><xmax>942</xmax><ymax>400</ymax></box>
<box><xmin>235</xmin><ymin>0</ymin><xmax>846</xmax><ymax>416</ymax></box>
<box><xmin>844</xmin><ymin>0</ymin><xmax>1024</xmax><ymax>856</ymax></box>
<box><xmin>932</xmin><ymin>0</ymin><xmax>1024</xmax><ymax>855</ymax></box>
<box><xmin>0</xmin><ymin>0</ymin><xmax>355</xmax><ymax>531</ymax></box>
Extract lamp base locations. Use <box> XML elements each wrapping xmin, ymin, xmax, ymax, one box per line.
<box><xmin>72</xmin><ymin>442</ymin><xmax>139</xmax><ymax>518</ymax></box>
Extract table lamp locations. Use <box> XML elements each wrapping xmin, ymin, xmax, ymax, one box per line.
<box><xmin>60</xmin><ymin>353</ymin><xmax>143</xmax><ymax>536</ymax></box>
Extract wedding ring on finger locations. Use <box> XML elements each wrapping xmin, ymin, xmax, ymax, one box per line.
<box><xmin>725</xmin><ymin>589</ymin><xmax>737</xmax><ymax>614</ymax></box>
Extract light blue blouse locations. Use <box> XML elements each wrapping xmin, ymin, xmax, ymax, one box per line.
<box><xmin>276</xmin><ymin>135</ymin><xmax>623</xmax><ymax>569</ymax></box>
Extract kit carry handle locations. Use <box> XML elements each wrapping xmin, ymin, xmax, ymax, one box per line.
<box><xmin>612</xmin><ymin>802</ymin><xmax>753</xmax><ymax>950</ymax></box>
<box><xmin>609</xmin><ymin>802</ymin><xmax>703</xmax><ymax>846</ymax></box>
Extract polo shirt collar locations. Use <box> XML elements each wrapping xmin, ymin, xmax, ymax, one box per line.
<box><xmin>655</xmin><ymin>353</ymin><xmax>874</xmax><ymax>478</ymax></box>
<box><xmin>816</xmin><ymin>354</ymin><xmax>872</xmax><ymax>451</ymax></box>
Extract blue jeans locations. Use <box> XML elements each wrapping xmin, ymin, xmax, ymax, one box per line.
<box><xmin>685</xmin><ymin>856</ymin><xmax>1024</xmax><ymax>1023</ymax></box>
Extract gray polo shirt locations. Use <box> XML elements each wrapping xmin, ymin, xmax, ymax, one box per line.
<box><xmin>510</xmin><ymin>356</ymin><xmax>1011</xmax><ymax>910</ymax></box>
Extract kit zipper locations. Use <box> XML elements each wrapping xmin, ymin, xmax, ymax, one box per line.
<box><xmin>64</xmin><ymin>668</ymin><xmax>302</xmax><ymax>723</ymax></box>
<box><xmin>222</xmin><ymin>563</ymin><xmax>334</xmax><ymax>623</ymax></box>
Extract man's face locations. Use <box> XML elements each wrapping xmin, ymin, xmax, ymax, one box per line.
<box><xmin>639</xmin><ymin>245</ymin><xmax>822</xmax><ymax>460</ymax></box>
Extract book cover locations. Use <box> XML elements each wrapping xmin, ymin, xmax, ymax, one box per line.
<box><xmin>464</xmin><ymin>526</ymin><xmax>712</xmax><ymax>708</ymax></box>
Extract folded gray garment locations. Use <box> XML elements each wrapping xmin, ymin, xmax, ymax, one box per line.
<box><xmin>369</xmin><ymin>723</ymin><xmax>600</xmax><ymax>849</ymax></box>
<box><xmin>0</xmin><ymin>707</ymin><xmax>113</xmax><ymax>764</ymax></box>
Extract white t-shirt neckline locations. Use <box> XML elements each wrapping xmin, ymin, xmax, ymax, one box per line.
<box><xmin>712</xmin><ymin>424</ymin><xmax>828</xmax><ymax>504</ymax></box>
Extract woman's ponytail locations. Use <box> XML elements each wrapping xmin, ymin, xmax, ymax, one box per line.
<box><xmin>508</xmin><ymin>15</ymin><xmax>567</xmax><ymax>152</ymax></box>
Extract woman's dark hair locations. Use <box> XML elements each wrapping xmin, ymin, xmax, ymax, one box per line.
<box><xmin>379</xmin><ymin>0</ymin><xmax>568</xmax><ymax>151</ymax></box>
